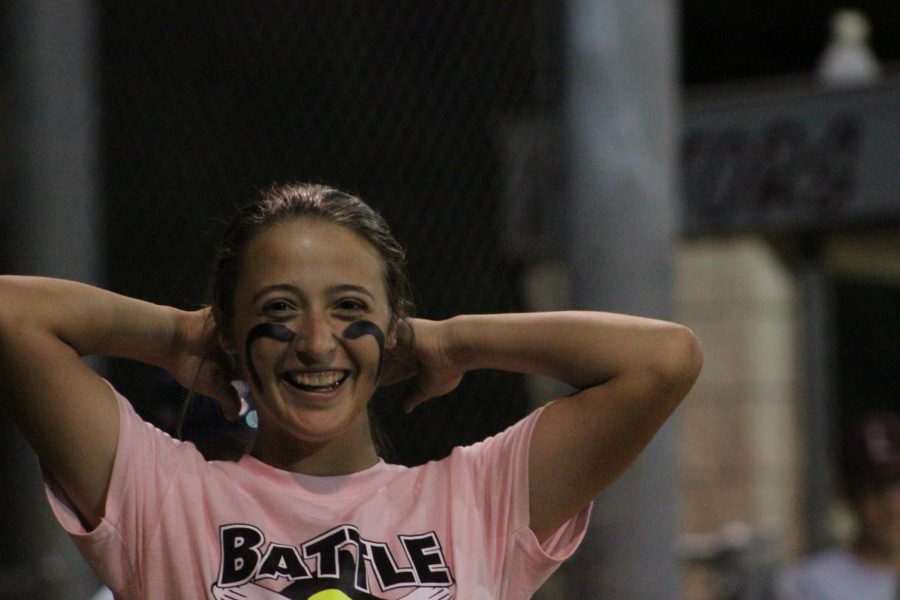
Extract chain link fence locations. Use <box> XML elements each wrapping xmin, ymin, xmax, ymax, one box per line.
<box><xmin>96</xmin><ymin>1</ymin><xmax>563</xmax><ymax>466</ymax></box>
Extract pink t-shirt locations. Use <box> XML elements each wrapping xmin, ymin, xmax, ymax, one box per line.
<box><xmin>45</xmin><ymin>388</ymin><xmax>590</xmax><ymax>599</ymax></box>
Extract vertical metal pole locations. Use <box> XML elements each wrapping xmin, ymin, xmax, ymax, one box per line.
<box><xmin>2</xmin><ymin>1</ymin><xmax>103</xmax><ymax>597</ymax></box>
<box><xmin>795</xmin><ymin>241</ymin><xmax>836</xmax><ymax>554</ymax></box>
<box><xmin>561</xmin><ymin>0</ymin><xmax>681</xmax><ymax>597</ymax></box>
<box><xmin>5</xmin><ymin>0</ymin><xmax>103</xmax><ymax>280</ymax></box>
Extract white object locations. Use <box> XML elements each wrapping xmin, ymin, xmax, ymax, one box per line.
<box><xmin>817</xmin><ymin>8</ymin><xmax>882</xmax><ymax>86</ymax></box>
<box><xmin>89</xmin><ymin>587</ymin><xmax>114</xmax><ymax>600</ymax></box>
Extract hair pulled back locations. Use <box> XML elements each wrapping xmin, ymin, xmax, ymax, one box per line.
<box><xmin>210</xmin><ymin>182</ymin><xmax>414</xmax><ymax>337</ymax></box>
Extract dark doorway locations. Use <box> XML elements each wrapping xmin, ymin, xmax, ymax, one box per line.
<box><xmin>835</xmin><ymin>278</ymin><xmax>900</xmax><ymax>430</ymax></box>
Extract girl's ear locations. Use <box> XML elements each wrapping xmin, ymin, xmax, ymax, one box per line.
<box><xmin>206</xmin><ymin>307</ymin><xmax>245</xmax><ymax>385</ymax></box>
<box><xmin>218</xmin><ymin>332</ymin><xmax>236</xmax><ymax>355</ymax></box>
<box><xmin>213</xmin><ymin>307</ymin><xmax>237</xmax><ymax>354</ymax></box>
<box><xmin>390</xmin><ymin>317</ymin><xmax>415</xmax><ymax>353</ymax></box>
<box><xmin>386</xmin><ymin>316</ymin><xmax>400</xmax><ymax>350</ymax></box>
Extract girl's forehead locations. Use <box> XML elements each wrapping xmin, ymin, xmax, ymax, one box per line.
<box><xmin>237</xmin><ymin>219</ymin><xmax>386</xmax><ymax>292</ymax></box>
<box><xmin>250</xmin><ymin>219</ymin><xmax>379</xmax><ymax>260</ymax></box>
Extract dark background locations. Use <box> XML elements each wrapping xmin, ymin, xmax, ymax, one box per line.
<box><xmin>836</xmin><ymin>281</ymin><xmax>900</xmax><ymax>426</ymax></box>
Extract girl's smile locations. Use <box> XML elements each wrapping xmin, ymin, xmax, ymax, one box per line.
<box><xmin>281</xmin><ymin>368</ymin><xmax>349</xmax><ymax>393</ymax></box>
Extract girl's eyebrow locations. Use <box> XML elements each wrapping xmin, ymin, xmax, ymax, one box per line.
<box><xmin>251</xmin><ymin>283</ymin><xmax>300</xmax><ymax>304</ymax></box>
<box><xmin>329</xmin><ymin>284</ymin><xmax>375</xmax><ymax>300</ymax></box>
<box><xmin>251</xmin><ymin>283</ymin><xmax>375</xmax><ymax>304</ymax></box>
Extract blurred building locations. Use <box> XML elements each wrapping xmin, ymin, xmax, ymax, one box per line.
<box><xmin>676</xmin><ymin>10</ymin><xmax>900</xmax><ymax>594</ymax></box>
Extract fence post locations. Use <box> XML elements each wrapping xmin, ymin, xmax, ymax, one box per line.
<box><xmin>561</xmin><ymin>0</ymin><xmax>681</xmax><ymax>597</ymax></box>
<box><xmin>2</xmin><ymin>1</ymin><xmax>103</xmax><ymax>597</ymax></box>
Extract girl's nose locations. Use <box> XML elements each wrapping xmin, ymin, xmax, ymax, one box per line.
<box><xmin>294</xmin><ymin>312</ymin><xmax>338</xmax><ymax>363</ymax></box>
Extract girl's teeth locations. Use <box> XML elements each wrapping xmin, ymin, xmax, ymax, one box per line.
<box><xmin>296</xmin><ymin>372</ymin><xmax>341</xmax><ymax>386</ymax></box>
<box><xmin>284</xmin><ymin>371</ymin><xmax>347</xmax><ymax>391</ymax></box>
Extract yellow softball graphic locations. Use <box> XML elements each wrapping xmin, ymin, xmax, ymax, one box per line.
<box><xmin>308</xmin><ymin>590</ymin><xmax>353</xmax><ymax>600</ymax></box>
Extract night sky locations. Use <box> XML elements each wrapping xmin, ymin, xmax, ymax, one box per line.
<box><xmin>681</xmin><ymin>0</ymin><xmax>900</xmax><ymax>85</ymax></box>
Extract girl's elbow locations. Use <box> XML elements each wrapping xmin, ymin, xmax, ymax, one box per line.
<box><xmin>681</xmin><ymin>325</ymin><xmax>704</xmax><ymax>381</ymax></box>
<box><xmin>656</xmin><ymin>324</ymin><xmax>704</xmax><ymax>389</ymax></box>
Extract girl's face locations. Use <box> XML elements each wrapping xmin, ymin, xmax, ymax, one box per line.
<box><xmin>227</xmin><ymin>217</ymin><xmax>395</xmax><ymax>465</ymax></box>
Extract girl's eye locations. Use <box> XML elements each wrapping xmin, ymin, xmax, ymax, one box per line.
<box><xmin>263</xmin><ymin>300</ymin><xmax>293</xmax><ymax>315</ymax></box>
<box><xmin>336</xmin><ymin>298</ymin><xmax>367</xmax><ymax>312</ymax></box>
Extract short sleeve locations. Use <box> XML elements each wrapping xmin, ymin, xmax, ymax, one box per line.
<box><xmin>43</xmin><ymin>383</ymin><xmax>190</xmax><ymax>597</ymax></box>
<box><xmin>451</xmin><ymin>404</ymin><xmax>592</xmax><ymax>597</ymax></box>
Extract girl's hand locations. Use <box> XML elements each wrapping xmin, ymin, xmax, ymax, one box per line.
<box><xmin>167</xmin><ymin>308</ymin><xmax>241</xmax><ymax>420</ymax></box>
<box><xmin>380</xmin><ymin>318</ymin><xmax>464</xmax><ymax>412</ymax></box>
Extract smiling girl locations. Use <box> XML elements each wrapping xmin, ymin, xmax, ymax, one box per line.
<box><xmin>0</xmin><ymin>183</ymin><xmax>702</xmax><ymax>599</ymax></box>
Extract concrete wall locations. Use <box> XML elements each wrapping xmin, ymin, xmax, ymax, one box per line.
<box><xmin>675</xmin><ymin>237</ymin><xmax>803</xmax><ymax>598</ymax></box>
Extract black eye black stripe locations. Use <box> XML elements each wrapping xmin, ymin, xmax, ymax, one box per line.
<box><xmin>243</xmin><ymin>320</ymin><xmax>386</xmax><ymax>391</ymax></box>
<box><xmin>341</xmin><ymin>320</ymin><xmax>385</xmax><ymax>381</ymax></box>
<box><xmin>245</xmin><ymin>323</ymin><xmax>295</xmax><ymax>390</ymax></box>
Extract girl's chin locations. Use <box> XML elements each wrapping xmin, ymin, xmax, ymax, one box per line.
<box><xmin>261</xmin><ymin>409</ymin><xmax>368</xmax><ymax>444</ymax></box>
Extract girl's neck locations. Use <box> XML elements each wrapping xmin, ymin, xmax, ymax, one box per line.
<box><xmin>250</xmin><ymin>426</ymin><xmax>380</xmax><ymax>476</ymax></box>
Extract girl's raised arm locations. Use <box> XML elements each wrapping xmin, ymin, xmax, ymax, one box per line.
<box><xmin>399</xmin><ymin>312</ymin><xmax>703</xmax><ymax>542</ymax></box>
<box><xmin>0</xmin><ymin>276</ymin><xmax>229</xmax><ymax>528</ymax></box>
